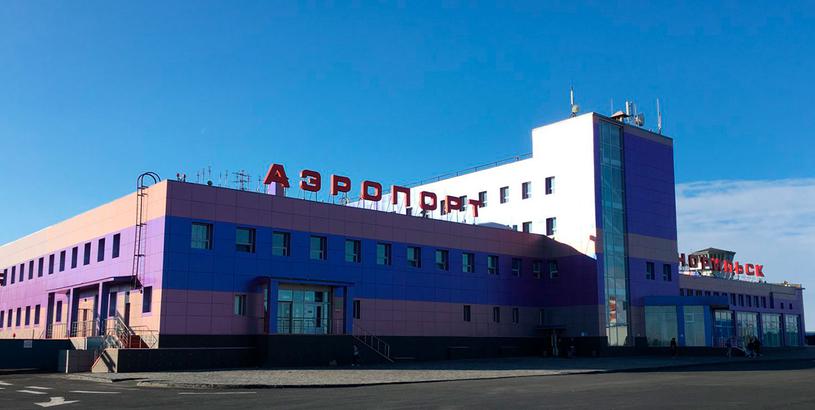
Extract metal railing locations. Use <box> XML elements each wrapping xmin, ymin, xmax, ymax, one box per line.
<box><xmin>352</xmin><ymin>323</ymin><xmax>393</xmax><ymax>363</ymax></box>
<box><xmin>71</xmin><ymin>320</ymin><xmax>101</xmax><ymax>338</ymax></box>
<box><xmin>42</xmin><ymin>322</ymin><xmax>69</xmax><ymax>339</ymax></box>
<box><xmin>275</xmin><ymin>317</ymin><xmax>345</xmax><ymax>336</ymax></box>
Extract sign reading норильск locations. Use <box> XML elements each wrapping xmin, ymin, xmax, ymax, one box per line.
<box><xmin>679</xmin><ymin>253</ymin><xmax>764</xmax><ymax>277</ymax></box>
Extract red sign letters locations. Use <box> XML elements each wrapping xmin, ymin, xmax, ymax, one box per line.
<box><xmin>678</xmin><ymin>253</ymin><xmax>764</xmax><ymax>277</ymax></box>
<box><xmin>264</xmin><ymin>163</ymin><xmax>482</xmax><ymax>218</ymax></box>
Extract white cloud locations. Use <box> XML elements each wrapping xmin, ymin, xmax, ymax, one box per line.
<box><xmin>676</xmin><ymin>178</ymin><xmax>815</xmax><ymax>330</ymax></box>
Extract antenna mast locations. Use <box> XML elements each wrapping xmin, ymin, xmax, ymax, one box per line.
<box><xmin>656</xmin><ymin>98</ymin><xmax>663</xmax><ymax>134</ymax></box>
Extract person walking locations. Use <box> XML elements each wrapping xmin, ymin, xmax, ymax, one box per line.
<box><xmin>754</xmin><ymin>337</ymin><xmax>762</xmax><ymax>358</ymax></box>
<box><xmin>352</xmin><ymin>344</ymin><xmax>360</xmax><ymax>367</ymax></box>
<box><xmin>669</xmin><ymin>338</ymin><xmax>678</xmax><ymax>358</ymax></box>
<box><xmin>746</xmin><ymin>337</ymin><xmax>755</xmax><ymax>358</ymax></box>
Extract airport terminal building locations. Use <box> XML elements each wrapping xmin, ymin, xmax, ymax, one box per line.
<box><xmin>0</xmin><ymin>113</ymin><xmax>805</xmax><ymax>364</ymax></box>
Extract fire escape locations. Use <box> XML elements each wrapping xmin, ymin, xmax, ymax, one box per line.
<box><xmin>131</xmin><ymin>172</ymin><xmax>160</xmax><ymax>289</ymax></box>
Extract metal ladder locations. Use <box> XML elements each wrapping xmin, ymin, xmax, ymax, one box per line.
<box><xmin>131</xmin><ymin>172</ymin><xmax>160</xmax><ymax>289</ymax></box>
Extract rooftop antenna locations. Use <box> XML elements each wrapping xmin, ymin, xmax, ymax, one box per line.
<box><xmin>656</xmin><ymin>98</ymin><xmax>663</xmax><ymax>134</ymax></box>
<box><xmin>570</xmin><ymin>86</ymin><xmax>579</xmax><ymax>117</ymax></box>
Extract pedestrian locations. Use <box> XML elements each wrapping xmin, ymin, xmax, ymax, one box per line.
<box><xmin>725</xmin><ymin>338</ymin><xmax>732</xmax><ymax>359</ymax></box>
<box><xmin>746</xmin><ymin>337</ymin><xmax>755</xmax><ymax>358</ymax></box>
<box><xmin>352</xmin><ymin>344</ymin><xmax>360</xmax><ymax>367</ymax></box>
<box><xmin>669</xmin><ymin>338</ymin><xmax>678</xmax><ymax>358</ymax></box>
<box><xmin>754</xmin><ymin>337</ymin><xmax>762</xmax><ymax>357</ymax></box>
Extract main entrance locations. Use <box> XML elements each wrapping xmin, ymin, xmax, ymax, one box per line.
<box><xmin>276</xmin><ymin>285</ymin><xmax>332</xmax><ymax>335</ymax></box>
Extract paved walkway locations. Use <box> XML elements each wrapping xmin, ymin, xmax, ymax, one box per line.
<box><xmin>64</xmin><ymin>348</ymin><xmax>815</xmax><ymax>389</ymax></box>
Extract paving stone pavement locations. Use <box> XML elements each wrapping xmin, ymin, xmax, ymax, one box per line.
<box><xmin>64</xmin><ymin>349</ymin><xmax>815</xmax><ymax>388</ymax></box>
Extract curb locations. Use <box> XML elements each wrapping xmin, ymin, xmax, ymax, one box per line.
<box><xmin>0</xmin><ymin>368</ymin><xmax>42</xmax><ymax>376</ymax></box>
<box><xmin>73</xmin><ymin>355</ymin><xmax>815</xmax><ymax>390</ymax></box>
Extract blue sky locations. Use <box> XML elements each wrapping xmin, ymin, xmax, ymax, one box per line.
<box><xmin>1</xmin><ymin>2</ymin><xmax>814</xmax><ymax>324</ymax></box>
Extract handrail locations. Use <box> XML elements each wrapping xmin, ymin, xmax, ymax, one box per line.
<box><xmin>352</xmin><ymin>323</ymin><xmax>393</xmax><ymax>363</ymax></box>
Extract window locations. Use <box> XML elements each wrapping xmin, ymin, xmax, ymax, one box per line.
<box><xmin>487</xmin><ymin>255</ymin><xmax>498</xmax><ymax>275</ymax></box>
<box><xmin>19</xmin><ymin>263</ymin><xmax>24</xmax><ymax>282</ymax></box>
<box><xmin>662</xmin><ymin>264</ymin><xmax>672</xmax><ymax>281</ymax></box>
<box><xmin>272</xmin><ymin>232</ymin><xmax>291</xmax><ymax>256</ymax></box>
<box><xmin>60</xmin><ymin>251</ymin><xmax>66</xmax><ymax>272</ymax></box>
<box><xmin>462</xmin><ymin>252</ymin><xmax>474</xmax><ymax>273</ymax></box>
<box><xmin>548</xmin><ymin>260</ymin><xmax>559</xmax><ymax>278</ymax></box>
<box><xmin>7</xmin><ymin>309</ymin><xmax>12</xmax><ymax>327</ymax></box>
<box><xmin>731</xmin><ymin>294</ymin><xmax>737</xmax><ymax>305</ymax></box>
<box><xmin>522</xmin><ymin>182</ymin><xmax>531</xmax><ymax>199</ymax></box>
<box><xmin>754</xmin><ymin>296</ymin><xmax>759</xmax><ymax>307</ymax></box>
<box><xmin>48</xmin><ymin>255</ymin><xmax>54</xmax><ymax>274</ymax></box>
<box><xmin>34</xmin><ymin>305</ymin><xmax>40</xmax><ymax>325</ymax></box>
<box><xmin>546</xmin><ymin>217</ymin><xmax>557</xmax><ymax>236</ymax></box>
<box><xmin>16</xmin><ymin>307</ymin><xmax>21</xmax><ymax>327</ymax></box>
<box><xmin>10</xmin><ymin>266</ymin><xmax>15</xmax><ymax>284</ymax></box>
<box><xmin>762</xmin><ymin>297</ymin><xmax>767</xmax><ymax>308</ymax></box>
<box><xmin>1</xmin><ymin>269</ymin><xmax>5</xmax><ymax>286</ymax></box>
<box><xmin>70</xmin><ymin>247</ymin><xmax>78</xmax><ymax>269</ymax></box>
<box><xmin>746</xmin><ymin>295</ymin><xmax>752</xmax><ymax>307</ymax></box>
<box><xmin>545</xmin><ymin>176</ymin><xmax>555</xmax><ymax>195</ymax></box>
<box><xmin>407</xmin><ymin>246</ymin><xmax>421</xmax><ymax>268</ymax></box>
<box><xmin>236</xmin><ymin>228</ymin><xmax>256</xmax><ymax>253</ymax></box>
<box><xmin>28</xmin><ymin>260</ymin><xmax>33</xmax><ymax>280</ymax></box>
<box><xmin>440</xmin><ymin>199</ymin><xmax>447</xmax><ymax>215</ymax></box>
<box><xmin>25</xmin><ymin>306</ymin><xmax>31</xmax><ymax>326</ymax></box>
<box><xmin>345</xmin><ymin>239</ymin><xmax>361</xmax><ymax>263</ymax></box>
<box><xmin>83</xmin><ymin>242</ymin><xmax>91</xmax><ymax>265</ymax></box>
<box><xmin>492</xmin><ymin>307</ymin><xmax>501</xmax><ymax>323</ymax></box>
<box><xmin>233</xmin><ymin>294</ymin><xmax>247</xmax><ymax>316</ymax></box>
<box><xmin>38</xmin><ymin>258</ymin><xmax>44</xmax><ymax>277</ymax></box>
<box><xmin>0</xmin><ymin>311</ymin><xmax>3</xmax><ymax>328</ymax></box>
<box><xmin>738</xmin><ymin>294</ymin><xmax>744</xmax><ymax>306</ymax></box>
<box><xmin>532</xmin><ymin>261</ymin><xmax>542</xmax><ymax>278</ymax></box>
<box><xmin>522</xmin><ymin>222</ymin><xmax>532</xmax><ymax>233</ymax></box>
<box><xmin>112</xmin><ymin>233</ymin><xmax>121</xmax><ymax>258</ymax></box>
<box><xmin>97</xmin><ymin>238</ymin><xmax>106</xmax><ymax>262</ymax></box>
<box><xmin>191</xmin><ymin>223</ymin><xmax>213</xmax><ymax>250</ymax></box>
<box><xmin>463</xmin><ymin>305</ymin><xmax>471</xmax><ymax>322</ymax></box>
<box><xmin>460</xmin><ymin>196</ymin><xmax>467</xmax><ymax>211</ymax></box>
<box><xmin>478</xmin><ymin>191</ymin><xmax>488</xmax><ymax>207</ymax></box>
<box><xmin>376</xmin><ymin>243</ymin><xmax>392</xmax><ymax>266</ymax></box>
<box><xmin>705</xmin><ymin>291</ymin><xmax>711</xmax><ymax>296</ymax></box>
<box><xmin>646</xmin><ymin>262</ymin><xmax>655</xmax><ymax>280</ymax></box>
<box><xmin>55</xmin><ymin>301</ymin><xmax>62</xmax><ymax>323</ymax></box>
<box><xmin>500</xmin><ymin>186</ymin><xmax>509</xmax><ymax>204</ymax></box>
<box><xmin>781</xmin><ymin>302</ymin><xmax>785</xmax><ymax>309</ymax></box>
<box><xmin>511</xmin><ymin>258</ymin><xmax>521</xmax><ymax>277</ymax></box>
<box><xmin>512</xmin><ymin>307</ymin><xmax>520</xmax><ymax>324</ymax></box>
<box><xmin>310</xmin><ymin>236</ymin><xmax>327</xmax><ymax>260</ymax></box>
<box><xmin>435</xmin><ymin>250</ymin><xmax>449</xmax><ymax>271</ymax></box>
<box><xmin>353</xmin><ymin>300</ymin><xmax>361</xmax><ymax>319</ymax></box>
<box><xmin>142</xmin><ymin>287</ymin><xmax>153</xmax><ymax>313</ymax></box>
<box><xmin>679</xmin><ymin>289</ymin><xmax>685</xmax><ymax>296</ymax></box>
<box><xmin>405</xmin><ymin>207</ymin><xmax>412</xmax><ymax>216</ymax></box>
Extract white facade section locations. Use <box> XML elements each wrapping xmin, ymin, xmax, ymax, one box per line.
<box><xmin>349</xmin><ymin>113</ymin><xmax>600</xmax><ymax>258</ymax></box>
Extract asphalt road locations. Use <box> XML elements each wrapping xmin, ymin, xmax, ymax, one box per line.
<box><xmin>3</xmin><ymin>360</ymin><xmax>815</xmax><ymax>409</ymax></box>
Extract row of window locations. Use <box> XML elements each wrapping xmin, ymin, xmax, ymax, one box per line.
<box><xmin>645</xmin><ymin>262</ymin><xmax>672</xmax><ymax>281</ymax></box>
<box><xmin>681</xmin><ymin>288</ymin><xmax>795</xmax><ymax>310</ymax></box>
<box><xmin>0</xmin><ymin>304</ymin><xmax>42</xmax><ymax>329</ymax></box>
<box><xmin>1</xmin><ymin>234</ymin><xmax>121</xmax><ymax>287</ymax></box>
<box><xmin>406</xmin><ymin>177</ymin><xmax>555</xmax><ymax>218</ymax></box>
<box><xmin>354</xmin><ymin>300</ymin><xmax>546</xmax><ymax>325</ymax></box>
<box><xmin>191</xmin><ymin>223</ymin><xmax>561</xmax><ymax>278</ymax></box>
